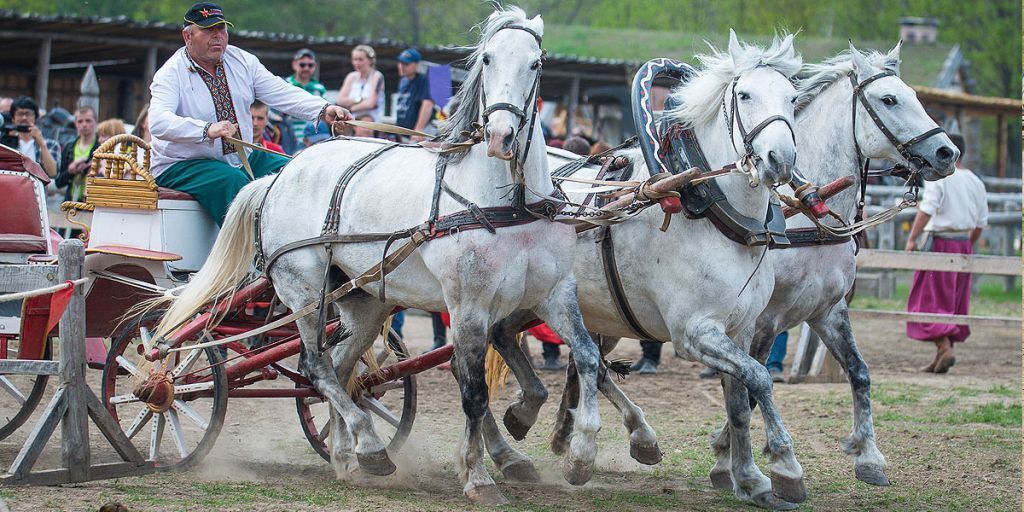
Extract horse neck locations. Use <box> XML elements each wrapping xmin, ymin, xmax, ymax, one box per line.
<box><xmin>692</xmin><ymin>114</ymin><xmax>770</xmax><ymax>222</ymax></box>
<box><xmin>795</xmin><ymin>81</ymin><xmax>861</xmax><ymax>223</ymax></box>
<box><xmin>447</xmin><ymin>116</ymin><xmax>553</xmax><ymax>206</ymax></box>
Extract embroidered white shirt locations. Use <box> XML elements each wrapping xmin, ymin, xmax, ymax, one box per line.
<box><xmin>149</xmin><ymin>45</ymin><xmax>327</xmax><ymax>177</ymax></box>
<box><xmin>918</xmin><ymin>166</ymin><xmax>989</xmax><ymax>232</ymax></box>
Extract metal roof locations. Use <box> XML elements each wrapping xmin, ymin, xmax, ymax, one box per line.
<box><xmin>0</xmin><ymin>10</ymin><xmax>639</xmax><ymax>99</ymax></box>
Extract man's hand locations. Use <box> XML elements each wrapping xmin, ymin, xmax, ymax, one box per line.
<box><xmin>206</xmin><ymin>121</ymin><xmax>237</xmax><ymax>140</ymax></box>
<box><xmin>323</xmin><ymin>105</ymin><xmax>353</xmax><ymax>133</ymax></box>
<box><xmin>905</xmin><ymin>238</ymin><xmax>917</xmax><ymax>252</ymax></box>
<box><xmin>69</xmin><ymin>158</ymin><xmax>89</xmax><ymax>175</ymax></box>
<box><xmin>29</xmin><ymin>125</ymin><xmax>44</xmax><ymax>144</ymax></box>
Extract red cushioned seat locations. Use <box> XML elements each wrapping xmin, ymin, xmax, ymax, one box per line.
<box><xmin>0</xmin><ymin>234</ymin><xmax>48</xmax><ymax>253</ymax></box>
<box><xmin>158</xmin><ymin>187</ymin><xmax>197</xmax><ymax>201</ymax></box>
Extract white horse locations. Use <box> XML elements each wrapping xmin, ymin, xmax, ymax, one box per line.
<box><xmin>709</xmin><ymin>42</ymin><xmax>958</xmax><ymax>489</ymax></box>
<box><xmin>154</xmin><ymin>7</ymin><xmax>602</xmax><ymax>505</ymax></box>
<box><xmin>483</xmin><ymin>32</ymin><xmax>809</xmax><ymax>509</ymax></box>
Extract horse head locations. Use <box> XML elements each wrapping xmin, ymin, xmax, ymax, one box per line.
<box><xmin>847</xmin><ymin>41</ymin><xmax>958</xmax><ymax>181</ymax></box>
<box><xmin>669</xmin><ymin>30</ymin><xmax>802</xmax><ymax>188</ymax></box>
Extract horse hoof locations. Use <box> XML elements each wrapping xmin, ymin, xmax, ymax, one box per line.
<box><xmin>629</xmin><ymin>442</ymin><xmax>663</xmax><ymax>465</ymax></box>
<box><xmin>709</xmin><ymin>469</ymin><xmax>734</xmax><ymax>490</ymax></box>
<box><xmin>503</xmin><ymin>407</ymin><xmax>532</xmax><ymax>441</ymax></box>
<box><xmin>465</xmin><ymin>484</ymin><xmax>509</xmax><ymax>506</ymax></box>
<box><xmin>771</xmin><ymin>472</ymin><xmax>807</xmax><ymax>503</ymax></box>
<box><xmin>501</xmin><ymin>460</ymin><xmax>543</xmax><ymax>483</ymax></box>
<box><xmin>752</xmin><ymin>490</ymin><xmax>798</xmax><ymax>511</ymax></box>
<box><xmin>563</xmin><ymin>459</ymin><xmax>593</xmax><ymax>486</ymax></box>
<box><xmin>356</xmin><ymin>449</ymin><xmax>396</xmax><ymax>476</ymax></box>
<box><xmin>855</xmin><ymin>463</ymin><xmax>891</xmax><ymax>486</ymax></box>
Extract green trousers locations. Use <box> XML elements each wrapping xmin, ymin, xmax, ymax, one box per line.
<box><xmin>155</xmin><ymin>150</ymin><xmax>289</xmax><ymax>226</ymax></box>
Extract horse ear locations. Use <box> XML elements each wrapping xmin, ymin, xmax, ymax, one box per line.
<box><xmin>728</xmin><ymin>29</ymin><xmax>743</xmax><ymax>63</ymax></box>
<box><xmin>885</xmin><ymin>40</ymin><xmax>903</xmax><ymax>74</ymax></box>
<box><xmin>530</xmin><ymin>14</ymin><xmax>545</xmax><ymax>36</ymax></box>
<box><xmin>848</xmin><ymin>40</ymin><xmax>871</xmax><ymax>79</ymax></box>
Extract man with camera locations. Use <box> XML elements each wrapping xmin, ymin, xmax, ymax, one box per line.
<box><xmin>1</xmin><ymin>96</ymin><xmax>60</xmax><ymax>178</ymax></box>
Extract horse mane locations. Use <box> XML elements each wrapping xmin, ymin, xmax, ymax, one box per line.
<box><xmin>795</xmin><ymin>49</ymin><xmax>899</xmax><ymax>113</ymax></box>
<box><xmin>437</xmin><ymin>5</ymin><xmax>539</xmax><ymax>148</ymax></box>
<box><xmin>666</xmin><ymin>33</ymin><xmax>802</xmax><ymax>129</ymax></box>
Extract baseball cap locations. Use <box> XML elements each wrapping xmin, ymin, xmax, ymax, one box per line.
<box><xmin>397</xmin><ymin>48</ymin><xmax>422</xmax><ymax>63</ymax></box>
<box><xmin>184</xmin><ymin>2</ymin><xmax>233</xmax><ymax>28</ymax></box>
<box><xmin>303</xmin><ymin>121</ymin><xmax>332</xmax><ymax>144</ymax></box>
<box><xmin>293</xmin><ymin>48</ymin><xmax>316</xmax><ymax>61</ymax></box>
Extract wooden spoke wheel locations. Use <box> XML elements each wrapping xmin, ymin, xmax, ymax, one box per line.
<box><xmin>0</xmin><ymin>335</ymin><xmax>52</xmax><ymax>441</ymax></box>
<box><xmin>297</xmin><ymin>336</ymin><xmax>417</xmax><ymax>462</ymax></box>
<box><xmin>101</xmin><ymin>311</ymin><xmax>228</xmax><ymax>470</ymax></box>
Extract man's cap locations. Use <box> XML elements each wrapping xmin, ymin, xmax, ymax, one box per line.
<box><xmin>293</xmin><ymin>48</ymin><xmax>317</xmax><ymax>61</ymax></box>
<box><xmin>184</xmin><ymin>2</ymin><xmax>233</xmax><ymax>28</ymax></box>
<box><xmin>397</xmin><ymin>48</ymin><xmax>422</xmax><ymax>63</ymax></box>
<box><xmin>304</xmin><ymin>121</ymin><xmax>332</xmax><ymax>144</ymax></box>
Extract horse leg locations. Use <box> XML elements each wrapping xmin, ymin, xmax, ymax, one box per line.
<box><xmin>534</xmin><ymin>278</ymin><xmax>602</xmax><ymax>486</ymax></box>
<box><xmin>679</xmin><ymin>321</ymin><xmax>804</xmax><ymax>507</ymax></box>
<box><xmin>549</xmin><ymin>357</ymin><xmax>578</xmax><ymax>456</ymax></box>
<box><xmin>480</xmin><ymin>408</ymin><xmax>542</xmax><ymax>483</ymax></box>
<box><xmin>488</xmin><ymin>310</ymin><xmax>548</xmax><ymax>440</ymax></box>
<box><xmin>722</xmin><ymin>375</ymin><xmax>796</xmax><ymax>510</ymax></box>
<box><xmin>808</xmin><ymin>300</ymin><xmax>889</xmax><ymax>486</ymax></box>
<box><xmin>709</xmin><ymin>420</ymin><xmax>734</xmax><ymax>489</ymax></box>
<box><xmin>450</xmin><ymin>315</ymin><xmax>506</xmax><ymax>505</ymax></box>
<box><xmin>597</xmin><ymin>368</ymin><xmax>662</xmax><ymax>465</ymax></box>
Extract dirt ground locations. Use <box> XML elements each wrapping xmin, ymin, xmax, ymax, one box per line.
<box><xmin>0</xmin><ymin>312</ymin><xmax>1019</xmax><ymax>511</ymax></box>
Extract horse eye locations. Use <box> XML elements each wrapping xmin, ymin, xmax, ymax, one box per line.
<box><xmin>530</xmin><ymin>61</ymin><xmax>540</xmax><ymax>70</ymax></box>
<box><xmin>738</xmin><ymin>92</ymin><xmax>751</xmax><ymax>101</ymax></box>
<box><xmin>881</xmin><ymin>95</ymin><xmax>897</xmax><ymax>106</ymax></box>
<box><xmin>482</xmin><ymin>55</ymin><xmax>491</xmax><ymax>65</ymax></box>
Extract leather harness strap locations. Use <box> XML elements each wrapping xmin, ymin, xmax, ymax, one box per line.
<box><xmin>775</xmin><ymin>227</ymin><xmax>851</xmax><ymax>249</ymax></box>
<box><xmin>599</xmin><ymin>226</ymin><xmax>658</xmax><ymax>341</ymax></box>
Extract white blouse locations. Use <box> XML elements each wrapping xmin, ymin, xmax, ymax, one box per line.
<box><xmin>918</xmin><ymin>166</ymin><xmax>989</xmax><ymax>233</ymax></box>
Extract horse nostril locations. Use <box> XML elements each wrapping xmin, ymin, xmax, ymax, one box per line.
<box><xmin>767</xmin><ymin>150</ymin><xmax>781</xmax><ymax>168</ymax></box>
<box><xmin>502</xmin><ymin>132</ymin><xmax>515</xmax><ymax>149</ymax></box>
<box><xmin>936</xmin><ymin>145</ymin><xmax>954</xmax><ymax>162</ymax></box>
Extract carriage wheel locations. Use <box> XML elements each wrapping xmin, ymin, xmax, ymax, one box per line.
<box><xmin>297</xmin><ymin>336</ymin><xmax>417</xmax><ymax>462</ymax></box>
<box><xmin>101</xmin><ymin>311</ymin><xmax>228</xmax><ymax>471</ymax></box>
<box><xmin>0</xmin><ymin>336</ymin><xmax>52</xmax><ymax>441</ymax></box>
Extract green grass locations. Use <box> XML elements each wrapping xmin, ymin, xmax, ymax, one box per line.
<box><xmin>590</xmin><ymin>490</ymin><xmax>684</xmax><ymax>510</ymax></box>
<box><xmin>945</xmin><ymin>402</ymin><xmax>1022</xmax><ymax>427</ymax></box>
<box><xmin>544</xmin><ymin>24</ymin><xmax>951</xmax><ymax>86</ymax></box>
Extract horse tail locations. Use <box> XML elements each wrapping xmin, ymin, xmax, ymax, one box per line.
<box><xmin>151</xmin><ymin>176</ymin><xmax>273</xmax><ymax>340</ymax></box>
<box><xmin>485</xmin><ymin>340</ymin><xmax>512</xmax><ymax>400</ymax></box>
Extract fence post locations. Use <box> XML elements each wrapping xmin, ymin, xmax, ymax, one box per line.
<box><xmin>57</xmin><ymin>240</ymin><xmax>90</xmax><ymax>481</ymax></box>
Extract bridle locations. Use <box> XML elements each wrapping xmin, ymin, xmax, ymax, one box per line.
<box><xmin>721</xmin><ymin>66</ymin><xmax>796</xmax><ymax>174</ymax></box>
<box><xmin>479</xmin><ymin>22</ymin><xmax>544</xmax><ymax>188</ymax></box>
<box><xmin>848</xmin><ymin>69</ymin><xmax>945</xmax><ymax>220</ymax></box>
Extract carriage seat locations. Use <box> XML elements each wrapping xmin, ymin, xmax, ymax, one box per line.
<box><xmin>158</xmin><ymin>187</ymin><xmax>197</xmax><ymax>202</ymax></box>
<box><xmin>0</xmin><ymin>167</ymin><xmax>50</xmax><ymax>254</ymax></box>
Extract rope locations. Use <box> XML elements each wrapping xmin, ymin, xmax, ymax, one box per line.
<box><xmin>0</xmin><ymin>277</ymin><xmax>92</xmax><ymax>303</ymax></box>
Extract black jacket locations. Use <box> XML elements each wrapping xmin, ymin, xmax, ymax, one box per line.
<box><xmin>56</xmin><ymin>136</ymin><xmax>98</xmax><ymax>201</ymax></box>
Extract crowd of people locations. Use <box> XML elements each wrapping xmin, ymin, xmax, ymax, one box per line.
<box><xmin>3</xmin><ymin>1</ymin><xmax>987</xmax><ymax>378</ymax></box>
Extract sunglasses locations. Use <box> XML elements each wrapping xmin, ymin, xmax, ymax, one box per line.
<box><xmin>298</xmin><ymin>62</ymin><xmax>316</xmax><ymax>68</ymax></box>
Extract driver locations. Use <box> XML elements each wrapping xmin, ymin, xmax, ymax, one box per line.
<box><xmin>149</xmin><ymin>2</ymin><xmax>351</xmax><ymax>225</ymax></box>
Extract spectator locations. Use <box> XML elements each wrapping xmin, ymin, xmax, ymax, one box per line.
<box><xmin>132</xmin><ymin>104</ymin><xmax>151</xmax><ymax>144</ymax></box>
<box><xmin>394</xmin><ymin>48</ymin><xmax>435</xmax><ymax>141</ymax></box>
<box><xmin>529</xmin><ymin>323</ymin><xmax>566</xmax><ymax>371</ymax></box>
<box><xmin>0</xmin><ymin>97</ymin><xmax>11</xmax><ymax>115</ymax></box>
<box><xmin>302</xmin><ymin>120</ymin><xmax>332</xmax><ymax>147</ymax></box>
<box><xmin>764</xmin><ymin>331</ymin><xmax>788</xmax><ymax>382</ymax></box>
<box><xmin>282</xmin><ymin>48</ymin><xmax>328</xmax><ymax>153</ymax></box>
<box><xmin>352</xmin><ymin>114</ymin><xmax>377</xmax><ymax>138</ymax></box>
<box><xmin>56</xmin><ymin>106</ymin><xmax>98</xmax><ymax>204</ymax></box>
<box><xmin>336</xmin><ymin>45</ymin><xmax>385</xmax><ymax>122</ymax></box>
<box><xmin>589</xmin><ymin>141</ymin><xmax>612</xmax><ymax>155</ymax></box>
<box><xmin>905</xmin><ymin>133</ymin><xmax>987</xmax><ymax>374</ymax></box>
<box><xmin>93</xmin><ymin>118</ymin><xmax>126</xmax><ymax>177</ymax></box>
<box><xmin>561</xmin><ymin>136</ymin><xmax>590</xmax><ymax>156</ymax></box>
<box><xmin>1</xmin><ymin>96</ymin><xmax>60</xmax><ymax>177</ymax></box>
<box><xmin>250</xmin><ymin>101</ymin><xmax>284</xmax><ymax>153</ymax></box>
